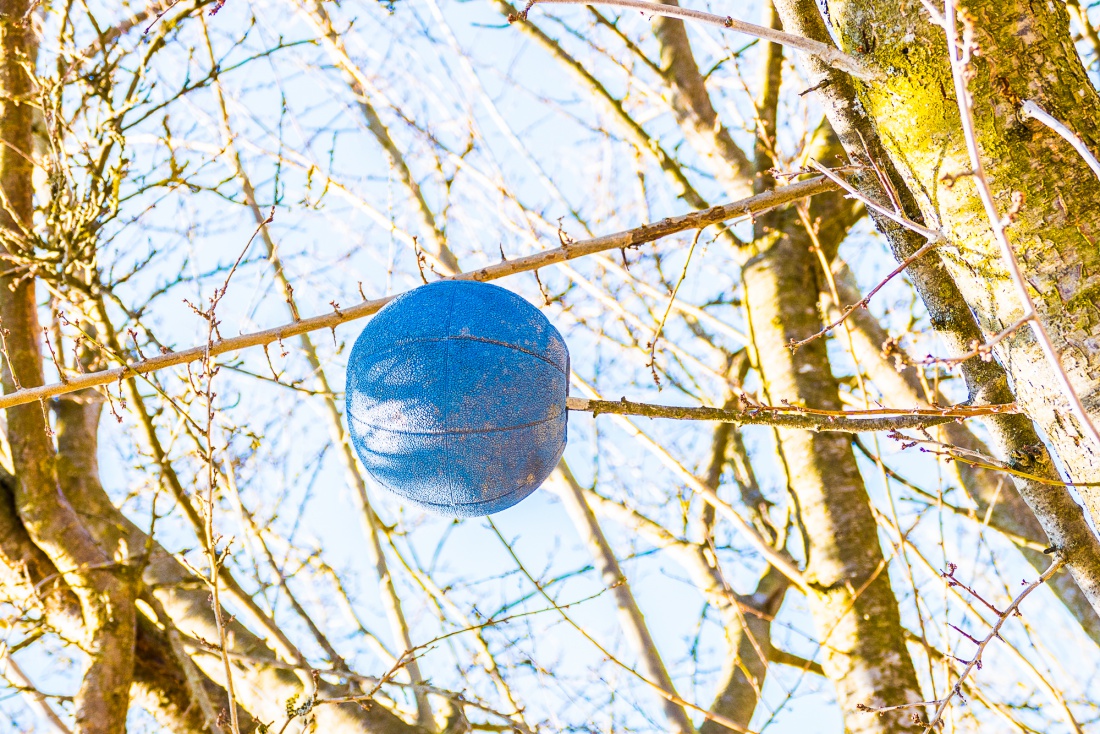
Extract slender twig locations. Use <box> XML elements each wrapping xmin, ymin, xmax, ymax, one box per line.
<box><xmin>0</xmin><ymin>651</ymin><xmax>72</xmax><ymax>734</ymax></box>
<box><xmin>553</xmin><ymin>463</ymin><xmax>696</xmax><ymax>734</ymax></box>
<box><xmin>808</xmin><ymin>160</ymin><xmax>943</xmax><ymax>242</ymax></box>
<box><xmin>570</xmin><ymin>377</ymin><xmax>806</xmax><ymax>593</ymax></box>
<box><xmin>879</xmin><ymin>513</ymin><xmax>1083</xmax><ymax>731</ymax></box>
<box><xmin>519</xmin><ymin>0</ymin><xmax>881</xmax><ymax>81</ymax></box>
<box><xmin>647</xmin><ymin>228</ymin><xmax>704</xmax><ymax>388</ymax></box>
<box><xmin>0</xmin><ymin>178</ymin><xmax>836</xmax><ymax>411</ymax></box>
<box><xmin>889</xmin><ymin>430</ymin><xmax>1100</xmax><ymax>488</ymax></box>
<box><xmin>789</xmin><ymin>234</ymin><xmax>940</xmax><ymax>349</ymax></box>
<box><xmin>862</xmin><ymin>555</ymin><xmax>1065</xmax><ymax>733</ymax></box>
<box><xmin>204</xmin><ymin>48</ymin><xmax>435</xmax><ymax>725</ymax></box>
<box><xmin>487</xmin><ymin>520</ymin><xmax>758</xmax><ymax>734</ymax></box>
<box><xmin>921</xmin><ymin>314</ymin><xmax>1031</xmax><ymax>367</ymax></box>
<box><xmin>1020</xmin><ymin>99</ymin><xmax>1100</xmax><ymax>182</ymax></box>
<box><xmin>191</xmin><ymin>187</ymin><xmax>269</xmax><ymax>734</ymax></box>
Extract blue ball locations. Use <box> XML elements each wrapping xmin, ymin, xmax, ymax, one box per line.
<box><xmin>345</xmin><ymin>280</ymin><xmax>569</xmax><ymax>516</ymax></box>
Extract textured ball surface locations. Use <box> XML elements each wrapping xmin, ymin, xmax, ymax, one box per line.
<box><xmin>346</xmin><ymin>280</ymin><xmax>569</xmax><ymax>516</ymax></box>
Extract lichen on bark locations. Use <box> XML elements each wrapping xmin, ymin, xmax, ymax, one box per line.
<box><xmin>827</xmin><ymin>0</ymin><xmax>1100</xmax><ymax>511</ymax></box>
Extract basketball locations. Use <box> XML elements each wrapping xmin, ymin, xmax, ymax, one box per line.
<box><xmin>345</xmin><ymin>280</ymin><xmax>570</xmax><ymax>516</ymax></box>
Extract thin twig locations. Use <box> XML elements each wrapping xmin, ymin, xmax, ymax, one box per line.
<box><xmin>570</xmin><ymin>377</ymin><xmax>810</xmax><ymax>593</ymax></box>
<box><xmin>889</xmin><ymin>430</ymin><xmax>1100</xmax><ymax>488</ymax></box>
<box><xmin>789</xmin><ymin>235</ymin><xmax>940</xmax><ymax>349</ymax></box>
<box><xmin>487</xmin><ymin>520</ymin><xmax>759</xmax><ymax>734</ymax></box>
<box><xmin>922</xmin><ymin>556</ymin><xmax>1062</xmax><ymax>731</ymax></box>
<box><xmin>647</xmin><ymin>228</ymin><xmax>704</xmax><ymax>388</ymax></box>
<box><xmin>0</xmin><ymin>651</ymin><xmax>71</xmax><ymax>734</ymax></box>
<box><xmin>519</xmin><ymin>0</ymin><xmax>881</xmax><ymax>81</ymax></box>
<box><xmin>1020</xmin><ymin>99</ymin><xmax>1100</xmax><ymax>181</ymax></box>
<box><xmin>856</xmin><ymin>555</ymin><xmax>1068</xmax><ymax>730</ymax></box>
<box><xmin>808</xmin><ymin>160</ymin><xmax>943</xmax><ymax>242</ymax></box>
<box><xmin>192</xmin><ymin>197</ymin><xmax>271</xmax><ymax>734</ymax></box>
<box><xmin>921</xmin><ymin>314</ymin><xmax>1031</xmax><ymax>367</ymax></box>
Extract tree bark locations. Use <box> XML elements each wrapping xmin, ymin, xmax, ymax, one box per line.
<box><xmin>2</xmin><ymin>458</ymin><xmax>242</xmax><ymax>734</ymax></box>
<box><xmin>825</xmin><ymin>0</ymin><xmax>1100</xmax><ymax>509</ymax></box>
<box><xmin>2</xmin><ymin>6</ymin><xmax>137</xmax><ymax>732</ymax></box>
<box><xmin>772</xmin><ymin>0</ymin><xmax>1100</xmax><ymax>620</ymax></box>
<box><xmin>742</xmin><ymin>127</ymin><xmax>924</xmax><ymax>728</ymax></box>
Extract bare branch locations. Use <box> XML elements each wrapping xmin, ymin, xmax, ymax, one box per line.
<box><xmin>520</xmin><ymin>0</ymin><xmax>880</xmax><ymax>81</ymax></box>
<box><xmin>0</xmin><ymin>178</ymin><xmax>835</xmax><ymax>412</ymax></box>
<box><xmin>566</xmin><ymin>396</ymin><xmax>1014</xmax><ymax>431</ymax></box>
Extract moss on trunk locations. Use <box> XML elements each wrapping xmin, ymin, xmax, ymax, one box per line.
<box><xmin>828</xmin><ymin>0</ymin><xmax>1100</xmax><ymax>509</ymax></box>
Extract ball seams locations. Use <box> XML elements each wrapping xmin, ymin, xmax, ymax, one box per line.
<box><xmin>350</xmin><ymin>334</ymin><xmax>568</xmax><ymax>376</ymax></box>
<box><xmin>349</xmin><ymin>413</ymin><xmax>562</xmax><ymax>437</ymax></box>
<box><xmin>363</xmin><ymin>437</ymin><xmax>567</xmax><ymax>516</ymax></box>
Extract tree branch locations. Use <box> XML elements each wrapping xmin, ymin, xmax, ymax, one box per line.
<box><xmin>0</xmin><ymin>178</ymin><xmax>835</xmax><ymax>412</ymax></box>
<box><xmin>566</xmin><ymin>396</ymin><xmax>1012</xmax><ymax>432</ymax></box>
<box><xmin>553</xmin><ymin>462</ymin><xmax>697</xmax><ymax>734</ymax></box>
<box><xmin>520</xmin><ymin>0</ymin><xmax>880</xmax><ymax>81</ymax></box>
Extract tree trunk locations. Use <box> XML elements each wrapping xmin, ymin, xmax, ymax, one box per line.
<box><xmin>2</xmin><ymin>6</ymin><xmax>137</xmax><ymax>732</ymax></box>
<box><xmin>826</xmin><ymin>0</ymin><xmax>1100</xmax><ymax>510</ymax></box>
<box><xmin>743</xmin><ymin>136</ymin><xmax>924</xmax><ymax>728</ymax></box>
<box><xmin>772</xmin><ymin>0</ymin><xmax>1100</xmax><ymax>620</ymax></box>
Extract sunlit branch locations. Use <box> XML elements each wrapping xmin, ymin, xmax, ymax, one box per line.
<box><xmin>566</xmin><ymin>397</ymin><xmax>1014</xmax><ymax>432</ymax></box>
<box><xmin>0</xmin><ymin>178</ymin><xmax>835</xmax><ymax>411</ymax></box>
<box><xmin>1021</xmin><ymin>100</ymin><xmax>1100</xmax><ymax>182</ymax></box>
<box><xmin>519</xmin><ymin>0</ymin><xmax>881</xmax><ymax>81</ymax></box>
<box><xmin>571</xmin><ymin>377</ymin><xmax>809</xmax><ymax>593</ymax></box>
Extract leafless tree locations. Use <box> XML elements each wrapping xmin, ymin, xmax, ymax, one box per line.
<box><xmin>2</xmin><ymin>0</ymin><xmax>1100</xmax><ymax>732</ymax></box>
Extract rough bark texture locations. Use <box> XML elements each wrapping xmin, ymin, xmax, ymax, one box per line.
<box><xmin>0</xmin><ymin>466</ymin><xmax>82</xmax><ymax>636</ymax></box>
<box><xmin>2</xmin><ymin>6</ymin><xmax>137</xmax><ymax>732</ymax></box>
<box><xmin>826</xmin><ymin>0</ymin><xmax>1100</xmax><ymax>508</ymax></box>
<box><xmin>772</xmin><ymin>0</ymin><xmax>1100</xmax><ymax>621</ymax></box>
<box><xmin>742</xmin><ymin>134</ymin><xmax>923</xmax><ymax>728</ymax></box>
